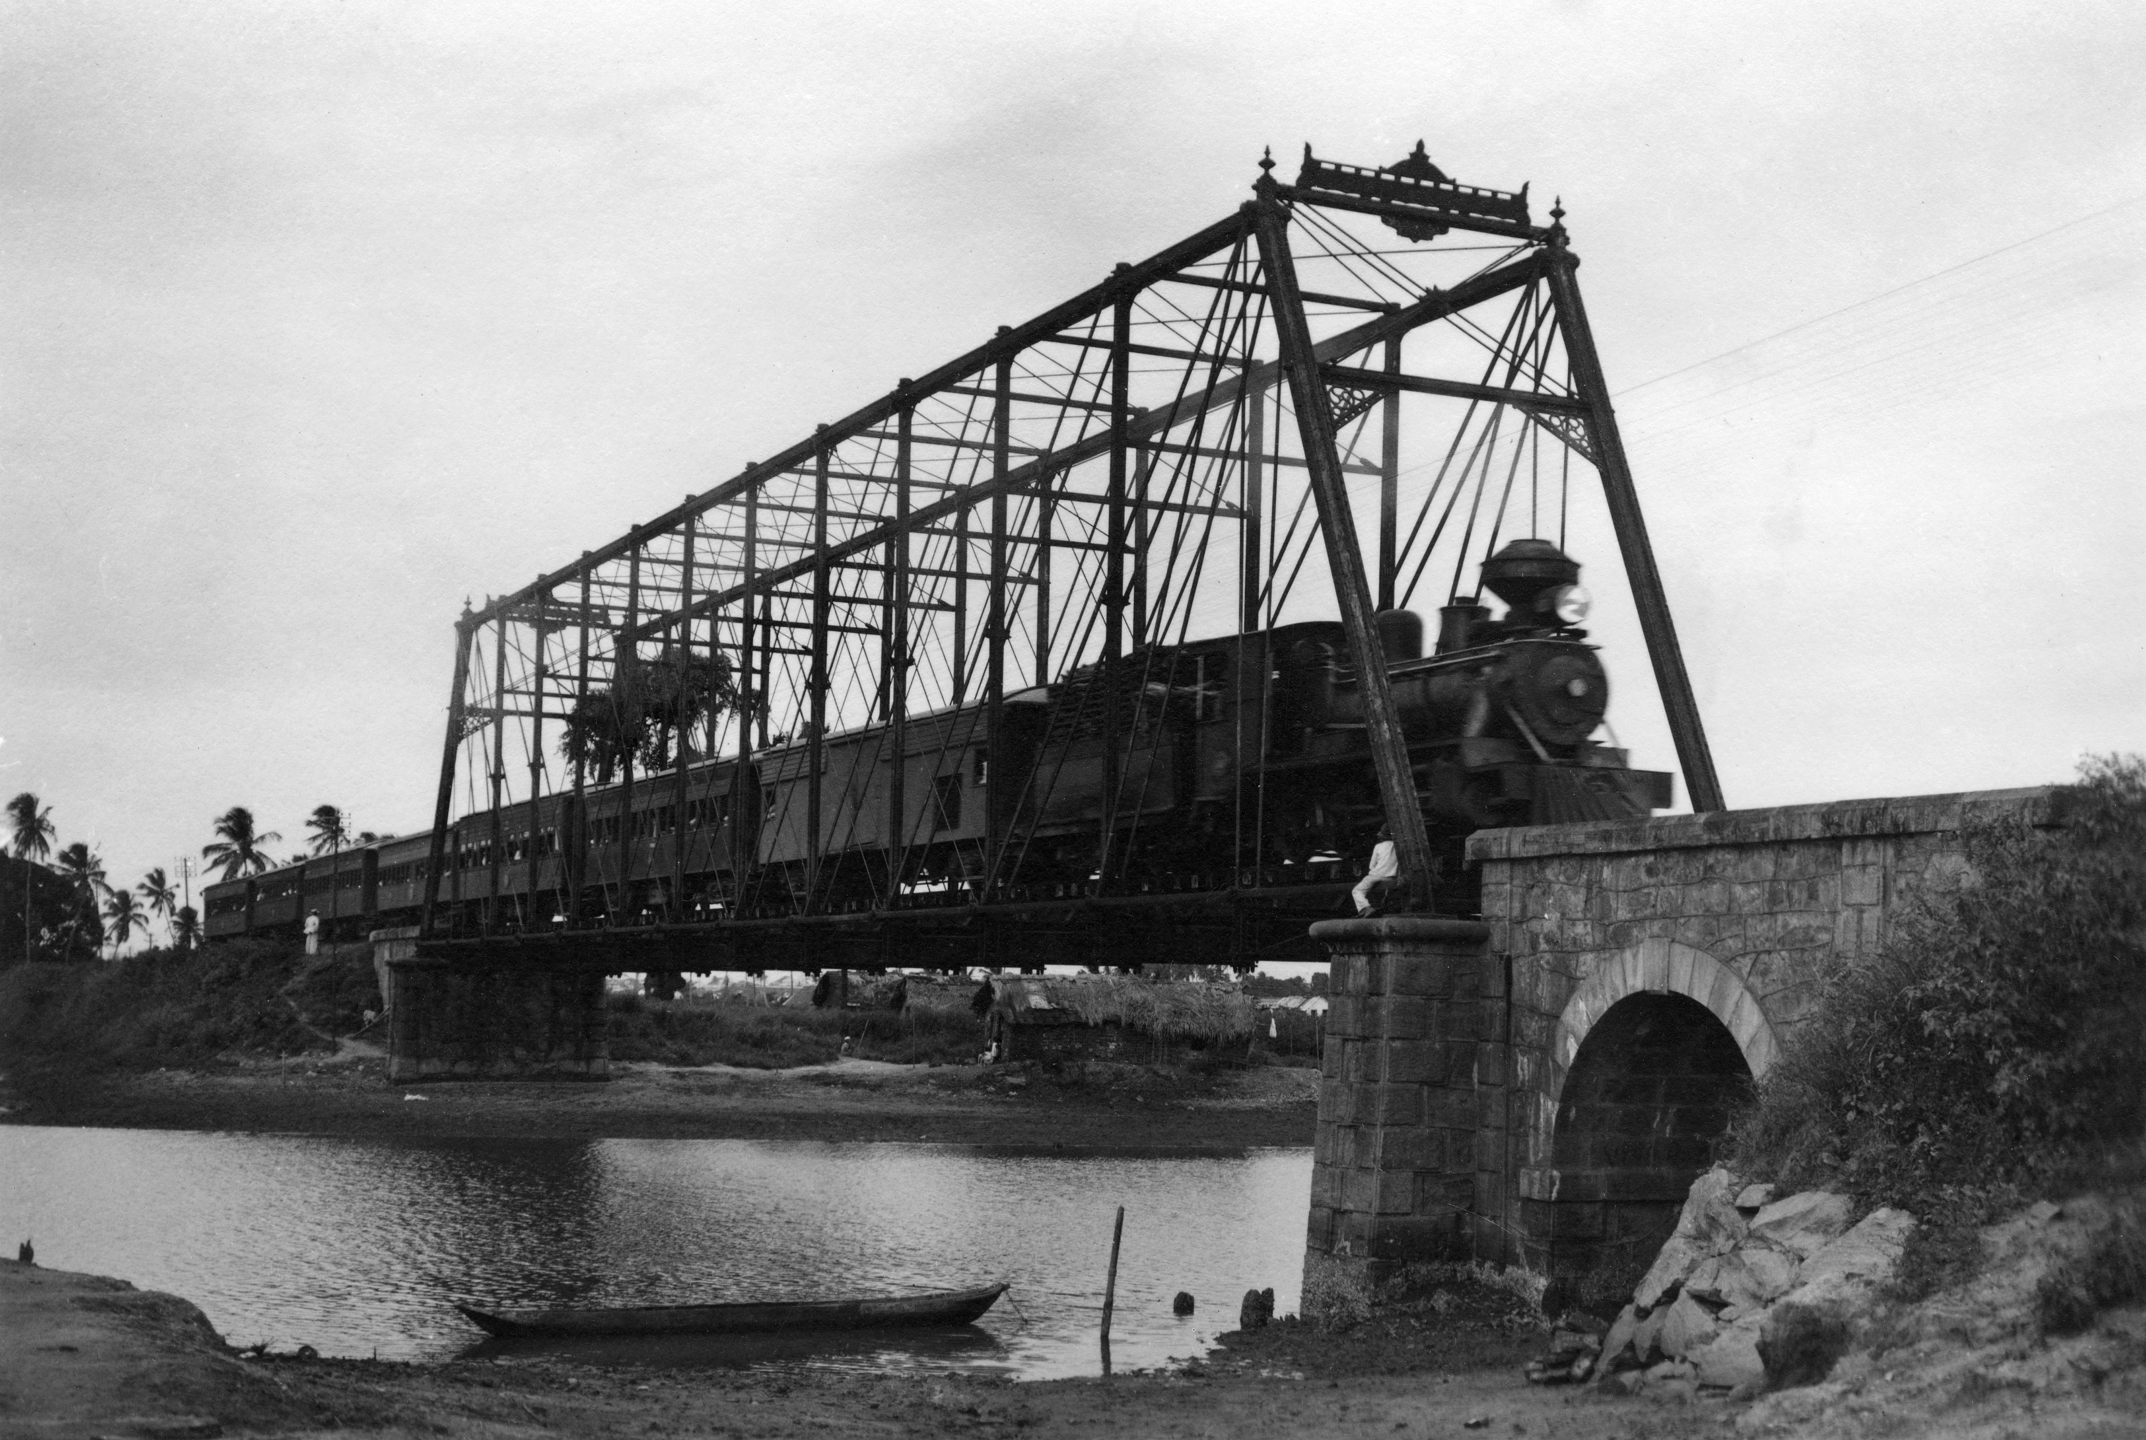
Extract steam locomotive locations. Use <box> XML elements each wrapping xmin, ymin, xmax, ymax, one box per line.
<box><xmin>203</xmin><ymin>539</ymin><xmax>1670</xmax><ymax>951</ymax></box>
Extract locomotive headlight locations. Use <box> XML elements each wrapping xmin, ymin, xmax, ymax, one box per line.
<box><xmin>1549</xmin><ymin>584</ymin><xmax>1592</xmax><ymax>626</ymax></box>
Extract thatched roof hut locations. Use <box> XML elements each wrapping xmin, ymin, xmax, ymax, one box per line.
<box><xmin>978</xmin><ymin>975</ymin><xmax>1255</xmax><ymax>1064</ymax></box>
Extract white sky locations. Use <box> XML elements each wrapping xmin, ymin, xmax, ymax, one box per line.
<box><xmin>5</xmin><ymin>0</ymin><xmax>2143</xmax><ymax>925</ymax></box>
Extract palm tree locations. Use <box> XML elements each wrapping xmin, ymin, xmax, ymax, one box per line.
<box><xmin>103</xmin><ymin>889</ymin><xmax>147</xmax><ymax>958</ymax></box>
<box><xmin>306</xmin><ymin>805</ymin><xmax>350</xmax><ymax>857</ymax></box>
<box><xmin>55</xmin><ymin>842</ymin><xmax>109</xmax><ymax>900</ymax></box>
<box><xmin>138</xmin><ymin>868</ymin><xmax>177</xmax><ymax>940</ymax></box>
<box><xmin>52</xmin><ymin>842</ymin><xmax>107</xmax><ymax>962</ymax></box>
<box><xmin>202</xmin><ymin>807</ymin><xmax>281</xmax><ymax>882</ymax></box>
<box><xmin>8</xmin><ymin>793</ymin><xmax>56</xmax><ymax>961</ymax></box>
<box><xmin>7</xmin><ymin>793</ymin><xmax>54</xmax><ymax>863</ymax></box>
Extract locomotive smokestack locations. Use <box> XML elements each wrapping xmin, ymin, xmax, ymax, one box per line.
<box><xmin>1480</xmin><ymin>539</ymin><xmax>1581</xmax><ymax>623</ymax></box>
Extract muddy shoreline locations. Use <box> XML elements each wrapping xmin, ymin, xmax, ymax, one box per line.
<box><xmin>0</xmin><ymin>1049</ymin><xmax>1319</xmax><ymax>1150</ymax></box>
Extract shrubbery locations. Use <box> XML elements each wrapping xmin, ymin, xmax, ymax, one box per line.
<box><xmin>605</xmin><ymin>992</ymin><xmax>983</xmax><ymax>1068</ymax></box>
<box><xmin>0</xmin><ymin>938</ymin><xmax>374</xmax><ymax>1081</ymax></box>
<box><xmin>1732</xmin><ymin>756</ymin><xmax>2146</xmax><ymax>1224</ymax></box>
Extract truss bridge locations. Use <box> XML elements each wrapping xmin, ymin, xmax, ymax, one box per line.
<box><xmin>410</xmin><ymin>143</ymin><xmax>1720</xmax><ymax>977</ymax></box>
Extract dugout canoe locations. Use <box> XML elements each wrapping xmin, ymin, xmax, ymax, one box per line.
<box><xmin>454</xmin><ymin>1283</ymin><xmax>1008</xmax><ymax>1338</ymax></box>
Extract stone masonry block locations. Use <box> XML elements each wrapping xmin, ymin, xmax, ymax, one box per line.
<box><xmin>1386</xmin><ymin>955</ymin><xmax>1451</xmax><ymax>996</ymax></box>
<box><xmin>1341</xmin><ymin>1166</ymin><xmax>1380</xmax><ymax>1214</ymax></box>
<box><xmin>1841</xmin><ymin>865</ymin><xmax>1884</xmax><ymax>907</ymax></box>
<box><xmin>1376</xmin><ymin>1169</ymin><xmax>1417</xmax><ymax>1215</ymax></box>
<box><xmin>1382</xmin><ymin>1039</ymin><xmax>1448</xmax><ymax>1085</ymax></box>
<box><xmin>1371</xmin><ymin>995</ymin><xmax>1434</xmax><ymax>1038</ymax></box>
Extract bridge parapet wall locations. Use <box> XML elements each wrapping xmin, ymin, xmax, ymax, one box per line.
<box><xmin>1463</xmin><ymin>785</ymin><xmax>2054</xmax><ymax>1301</ymax></box>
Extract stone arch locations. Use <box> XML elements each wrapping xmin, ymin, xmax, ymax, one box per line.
<box><xmin>1526</xmin><ymin>940</ymin><xmax>1778</xmax><ymax>1311</ymax></box>
<box><xmin>1550</xmin><ymin>937</ymin><xmax>1777</xmax><ymax>1091</ymax></box>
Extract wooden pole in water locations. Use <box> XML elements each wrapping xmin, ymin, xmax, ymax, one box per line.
<box><xmin>1100</xmin><ymin>1204</ymin><xmax>1125</xmax><ymax>1374</ymax></box>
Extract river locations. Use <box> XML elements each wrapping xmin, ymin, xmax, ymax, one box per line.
<box><xmin>0</xmin><ymin>1127</ymin><xmax>1311</xmax><ymax>1379</ymax></box>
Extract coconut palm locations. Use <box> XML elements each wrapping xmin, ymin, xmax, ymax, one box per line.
<box><xmin>173</xmin><ymin>906</ymin><xmax>200</xmax><ymax>951</ymax></box>
<box><xmin>306</xmin><ymin>805</ymin><xmax>350</xmax><ymax>857</ymax></box>
<box><xmin>7</xmin><ymin>793</ymin><xmax>54</xmax><ymax>863</ymax></box>
<box><xmin>202</xmin><ymin>807</ymin><xmax>281</xmax><ymax>882</ymax></box>
<box><xmin>138</xmin><ymin>868</ymin><xmax>177</xmax><ymax>938</ymax></box>
<box><xmin>51</xmin><ymin>842</ymin><xmax>107</xmax><ymax>962</ymax></box>
<box><xmin>103</xmin><ymin>889</ymin><xmax>147</xmax><ymax>958</ymax></box>
<box><xmin>8</xmin><ymin>792</ymin><xmax>55</xmax><ymax>960</ymax></box>
<box><xmin>54</xmin><ymin>842</ymin><xmax>109</xmax><ymax>900</ymax></box>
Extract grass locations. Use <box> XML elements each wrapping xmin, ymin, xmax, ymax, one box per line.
<box><xmin>604</xmin><ymin>990</ymin><xmax>983</xmax><ymax>1068</ymax></box>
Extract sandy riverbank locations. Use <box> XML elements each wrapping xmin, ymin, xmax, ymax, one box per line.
<box><xmin>0</xmin><ymin>1047</ymin><xmax>1318</xmax><ymax>1149</ymax></box>
<box><xmin>0</xmin><ymin>1257</ymin><xmax>1718</xmax><ymax>1440</ymax></box>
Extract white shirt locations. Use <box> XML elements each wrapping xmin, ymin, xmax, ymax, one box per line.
<box><xmin>1364</xmin><ymin>840</ymin><xmax>1398</xmax><ymax>881</ymax></box>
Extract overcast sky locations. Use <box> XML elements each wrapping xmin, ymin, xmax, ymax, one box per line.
<box><xmin>5</xmin><ymin>0</ymin><xmax>2143</xmax><ymax>930</ymax></box>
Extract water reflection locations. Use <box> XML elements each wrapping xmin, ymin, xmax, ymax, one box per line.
<box><xmin>0</xmin><ymin>1128</ymin><xmax>1310</xmax><ymax>1380</ymax></box>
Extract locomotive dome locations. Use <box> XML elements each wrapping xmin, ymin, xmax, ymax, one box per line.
<box><xmin>1480</xmin><ymin>538</ymin><xmax>1580</xmax><ymax>611</ymax></box>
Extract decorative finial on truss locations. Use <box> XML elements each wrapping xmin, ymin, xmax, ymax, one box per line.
<box><xmin>1550</xmin><ymin>196</ymin><xmax>1566</xmax><ymax>225</ymax></box>
<box><xmin>1259</xmin><ymin>146</ymin><xmax>1275</xmax><ymax>174</ymax></box>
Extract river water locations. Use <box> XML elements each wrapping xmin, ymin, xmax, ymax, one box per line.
<box><xmin>0</xmin><ymin>1128</ymin><xmax>1311</xmax><ymax>1379</ymax></box>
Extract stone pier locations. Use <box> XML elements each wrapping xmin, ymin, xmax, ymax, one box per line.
<box><xmin>371</xmin><ymin>926</ymin><xmax>610</xmax><ymax>1083</ymax></box>
<box><xmin>1300</xmin><ymin>916</ymin><xmax>1504</xmax><ymax>1322</ymax></box>
<box><xmin>1298</xmin><ymin>787</ymin><xmax>2057</xmax><ymax>1320</ymax></box>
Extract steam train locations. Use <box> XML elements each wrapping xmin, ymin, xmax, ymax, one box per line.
<box><xmin>203</xmin><ymin>540</ymin><xmax>1670</xmax><ymax>951</ymax></box>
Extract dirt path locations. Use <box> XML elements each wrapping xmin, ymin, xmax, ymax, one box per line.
<box><xmin>0</xmin><ymin>1052</ymin><xmax>1318</xmax><ymax>1149</ymax></box>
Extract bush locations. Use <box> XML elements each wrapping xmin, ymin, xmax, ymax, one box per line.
<box><xmin>0</xmin><ymin>937</ymin><xmax>371</xmax><ymax>1082</ymax></box>
<box><xmin>605</xmin><ymin>994</ymin><xmax>982</xmax><ymax>1068</ymax></box>
<box><xmin>1732</xmin><ymin>756</ymin><xmax>2146</xmax><ymax>1219</ymax></box>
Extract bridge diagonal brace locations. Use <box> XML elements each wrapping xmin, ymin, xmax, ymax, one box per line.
<box><xmin>1253</xmin><ymin>167</ymin><xmax>1440</xmax><ymax>911</ymax></box>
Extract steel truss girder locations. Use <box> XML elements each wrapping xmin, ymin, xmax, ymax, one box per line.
<box><xmin>419</xmin><ymin>149</ymin><xmax>1724</xmax><ymax>942</ymax></box>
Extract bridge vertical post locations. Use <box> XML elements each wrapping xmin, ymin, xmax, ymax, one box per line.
<box><xmin>526</xmin><ymin>616</ymin><xmax>548</xmax><ymax>930</ymax></box>
<box><xmin>486</xmin><ymin>620</ymin><xmax>507</xmax><ymax>934</ymax></box>
<box><xmin>418</xmin><ymin>608</ymin><xmax>475</xmax><ymax>942</ymax></box>
<box><xmin>1252</xmin><ymin>167</ymin><xmax>1440</xmax><ymax>911</ymax></box>
<box><xmin>952</xmin><ymin>506</ymin><xmax>969</xmax><ymax>704</ymax></box>
<box><xmin>985</xmin><ymin>340</ymin><xmax>1011</xmax><ymax>893</ymax></box>
<box><xmin>672</xmin><ymin>514</ymin><xmax>695</xmax><ymax>922</ymax></box>
<box><xmin>884</xmin><ymin>397</ymin><xmax>912</xmax><ymax>904</ymax></box>
<box><xmin>1378</xmin><ymin>333</ymin><xmax>1401</xmax><ymax>611</ymax></box>
<box><xmin>567</xmin><ymin>562</ymin><xmax>591</xmax><ymax>926</ymax></box>
<box><xmin>808</xmin><ymin>431</ymin><xmax>831</xmax><ymax>913</ymax></box>
<box><xmin>615</xmin><ymin>550</ymin><xmax>639</xmax><ymax>924</ymax></box>
<box><xmin>1241</xmin><ymin>372</ymin><xmax>1264</xmax><ymax>634</ymax></box>
<box><xmin>1098</xmin><ymin>278</ymin><xmax>1132</xmax><ymax>890</ymax></box>
<box><xmin>1540</xmin><ymin>238</ymin><xmax>1723</xmax><ymax>813</ymax></box>
<box><xmin>734</xmin><ymin>489</ymin><xmax>758</xmax><ymax>907</ymax></box>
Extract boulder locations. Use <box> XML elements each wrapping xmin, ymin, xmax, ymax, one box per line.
<box><xmin>1656</xmin><ymin>1290</ymin><xmax>1720</xmax><ymax>1359</ymax></box>
<box><xmin>1686</xmin><ymin>1247</ymin><xmax>1800</xmax><ymax>1311</ymax></box>
<box><xmin>1757</xmin><ymin>1301</ymin><xmax>1850</xmax><ymax>1390</ymax></box>
<box><xmin>1748</xmin><ymin>1192</ymin><xmax>1854</xmax><ymax>1258</ymax></box>
<box><xmin>1629</xmin><ymin>1304</ymin><xmax>1670</xmax><ymax>1366</ymax></box>
<box><xmin>1687</xmin><ymin>1314</ymin><xmax>1765</xmax><ymax>1392</ymax></box>
<box><xmin>1632</xmin><ymin>1233</ymin><xmax>1705</xmax><ymax>1312</ymax></box>
<box><xmin>1635</xmin><ymin>1168</ymin><xmax>1751</xmax><ymax>1308</ymax></box>
<box><xmin>1783</xmin><ymin>1207</ymin><xmax>1914</xmax><ymax>1309</ymax></box>
<box><xmin>1239</xmin><ymin>1288</ymin><xmax>1275</xmax><ymax>1329</ymax></box>
<box><xmin>1734</xmin><ymin>1183</ymin><xmax>1778</xmax><ymax>1211</ymax></box>
<box><xmin>1599</xmin><ymin>1304</ymin><xmax>1641</xmax><ymax>1371</ymax></box>
<box><xmin>1680</xmin><ymin>1166</ymin><xmax>1751</xmax><ymax>1252</ymax></box>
